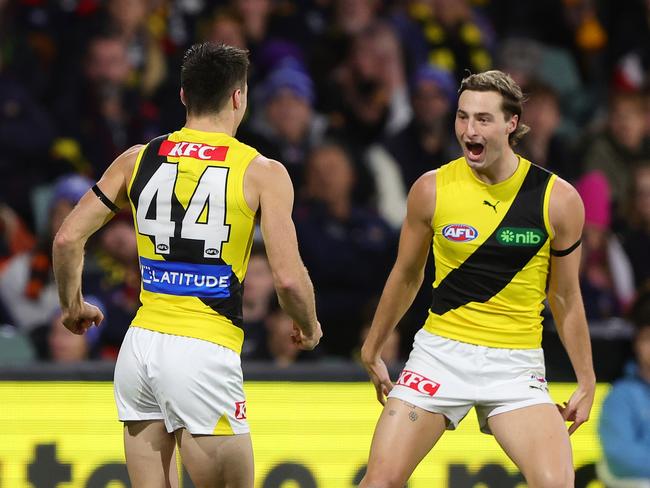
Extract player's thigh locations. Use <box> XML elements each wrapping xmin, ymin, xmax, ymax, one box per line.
<box><xmin>124</xmin><ymin>420</ymin><xmax>178</xmax><ymax>488</ymax></box>
<box><xmin>360</xmin><ymin>398</ymin><xmax>447</xmax><ymax>488</ymax></box>
<box><xmin>488</xmin><ymin>404</ymin><xmax>574</xmax><ymax>488</ymax></box>
<box><xmin>175</xmin><ymin>429</ymin><xmax>254</xmax><ymax>488</ymax></box>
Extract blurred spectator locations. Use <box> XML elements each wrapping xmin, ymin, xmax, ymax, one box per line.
<box><xmin>324</xmin><ymin>21</ymin><xmax>411</xmax><ymax>149</ymax></box>
<box><xmin>47</xmin><ymin>310</ymin><xmax>91</xmax><ymax>363</ymax></box>
<box><xmin>620</xmin><ymin>163</ymin><xmax>650</xmax><ymax>289</ymax></box>
<box><xmin>598</xmin><ymin>289</ymin><xmax>650</xmax><ymax>484</ymax></box>
<box><xmin>0</xmin><ymin>203</ymin><xmax>35</xmax><ymax>272</ymax></box>
<box><xmin>384</xmin><ymin>63</ymin><xmax>457</xmax><ymax>189</ymax></box>
<box><xmin>255</xmin><ymin>297</ymin><xmax>320</xmax><ymax>367</ymax></box>
<box><xmin>294</xmin><ymin>143</ymin><xmax>396</xmax><ymax>356</ymax></box>
<box><xmin>367</xmin><ymin>63</ymin><xmax>457</xmax><ymax>228</ymax></box>
<box><xmin>581</xmin><ymin>90</ymin><xmax>650</xmax><ymax>217</ymax></box>
<box><xmin>102</xmin><ymin>0</ymin><xmax>167</xmax><ymax>98</ymax></box>
<box><xmin>308</xmin><ymin>0</ymin><xmax>381</xmax><ymax>105</ymax></box>
<box><xmin>0</xmin><ymin>174</ymin><xmax>92</xmax><ymax>338</ymax></box>
<box><xmin>55</xmin><ymin>34</ymin><xmax>156</xmax><ymax>176</ymax></box>
<box><xmin>240</xmin><ymin>242</ymin><xmax>274</xmax><ymax>359</ymax></box>
<box><xmin>576</xmin><ymin>171</ymin><xmax>635</xmax><ymax>322</ymax></box>
<box><xmin>241</xmin><ymin>64</ymin><xmax>327</xmax><ymax>190</ymax></box>
<box><xmin>0</xmin><ymin>51</ymin><xmax>57</xmax><ymax>223</ymax></box>
<box><xmin>231</xmin><ymin>0</ymin><xmax>273</xmax><ymax>49</ymax></box>
<box><xmin>519</xmin><ymin>81</ymin><xmax>575</xmax><ymax>180</ymax></box>
<box><xmin>392</xmin><ymin>0</ymin><xmax>493</xmax><ymax>84</ymax></box>
<box><xmin>202</xmin><ymin>7</ymin><xmax>247</xmax><ymax>49</ymax></box>
<box><xmin>358</xmin><ymin>325</ymin><xmax>401</xmax><ymax>367</ymax></box>
<box><xmin>83</xmin><ymin>212</ymin><xmax>139</xmax><ymax>360</ymax></box>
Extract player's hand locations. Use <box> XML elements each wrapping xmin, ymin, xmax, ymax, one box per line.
<box><xmin>556</xmin><ymin>383</ymin><xmax>595</xmax><ymax>435</ymax></box>
<box><xmin>291</xmin><ymin>321</ymin><xmax>322</xmax><ymax>350</ymax></box>
<box><xmin>60</xmin><ymin>302</ymin><xmax>104</xmax><ymax>335</ymax></box>
<box><xmin>361</xmin><ymin>353</ymin><xmax>393</xmax><ymax>405</ymax></box>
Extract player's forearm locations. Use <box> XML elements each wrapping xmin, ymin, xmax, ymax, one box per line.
<box><xmin>362</xmin><ymin>266</ymin><xmax>423</xmax><ymax>360</ymax></box>
<box><xmin>52</xmin><ymin>232</ymin><xmax>86</xmax><ymax>312</ymax></box>
<box><xmin>550</xmin><ymin>294</ymin><xmax>596</xmax><ymax>386</ymax></box>
<box><xmin>274</xmin><ymin>265</ymin><xmax>318</xmax><ymax>336</ymax></box>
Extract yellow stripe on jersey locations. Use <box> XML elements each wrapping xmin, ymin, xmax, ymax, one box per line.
<box><xmin>127</xmin><ymin>128</ymin><xmax>258</xmax><ymax>354</ymax></box>
<box><xmin>424</xmin><ymin>156</ymin><xmax>556</xmax><ymax>349</ymax></box>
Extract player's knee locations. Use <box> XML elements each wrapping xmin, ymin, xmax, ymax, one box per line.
<box><xmin>360</xmin><ymin>469</ymin><xmax>408</xmax><ymax>488</ymax></box>
<box><xmin>527</xmin><ymin>465</ymin><xmax>574</xmax><ymax>488</ymax></box>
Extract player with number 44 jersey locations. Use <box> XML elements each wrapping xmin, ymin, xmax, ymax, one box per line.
<box><xmin>52</xmin><ymin>43</ymin><xmax>321</xmax><ymax>488</ymax></box>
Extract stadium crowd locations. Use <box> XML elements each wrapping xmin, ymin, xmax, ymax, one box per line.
<box><xmin>0</xmin><ymin>0</ymin><xmax>648</xmax><ymax>376</ymax></box>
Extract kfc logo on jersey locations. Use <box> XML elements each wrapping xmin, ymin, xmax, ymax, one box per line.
<box><xmin>396</xmin><ymin>370</ymin><xmax>440</xmax><ymax>396</ymax></box>
<box><xmin>159</xmin><ymin>140</ymin><xmax>229</xmax><ymax>161</ymax></box>
<box><xmin>235</xmin><ymin>401</ymin><xmax>247</xmax><ymax>420</ymax></box>
<box><xmin>442</xmin><ymin>224</ymin><xmax>478</xmax><ymax>242</ymax></box>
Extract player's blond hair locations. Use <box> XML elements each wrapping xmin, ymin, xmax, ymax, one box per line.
<box><xmin>459</xmin><ymin>70</ymin><xmax>530</xmax><ymax>146</ymax></box>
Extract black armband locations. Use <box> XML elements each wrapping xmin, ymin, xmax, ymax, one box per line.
<box><xmin>92</xmin><ymin>185</ymin><xmax>120</xmax><ymax>213</ymax></box>
<box><xmin>550</xmin><ymin>238</ymin><xmax>581</xmax><ymax>257</ymax></box>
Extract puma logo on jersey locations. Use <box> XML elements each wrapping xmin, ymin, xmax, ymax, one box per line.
<box><xmin>483</xmin><ymin>200</ymin><xmax>499</xmax><ymax>212</ymax></box>
<box><xmin>159</xmin><ymin>140</ymin><xmax>229</xmax><ymax>161</ymax></box>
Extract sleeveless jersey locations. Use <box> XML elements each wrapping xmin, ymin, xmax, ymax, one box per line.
<box><xmin>127</xmin><ymin>127</ymin><xmax>258</xmax><ymax>354</ymax></box>
<box><xmin>423</xmin><ymin>156</ymin><xmax>557</xmax><ymax>349</ymax></box>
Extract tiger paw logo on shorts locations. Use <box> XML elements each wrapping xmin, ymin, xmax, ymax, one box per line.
<box><xmin>235</xmin><ymin>401</ymin><xmax>247</xmax><ymax>420</ymax></box>
<box><xmin>396</xmin><ymin>370</ymin><xmax>441</xmax><ymax>396</ymax></box>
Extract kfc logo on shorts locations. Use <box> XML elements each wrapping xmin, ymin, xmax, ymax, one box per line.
<box><xmin>396</xmin><ymin>370</ymin><xmax>440</xmax><ymax>396</ymax></box>
<box><xmin>234</xmin><ymin>401</ymin><xmax>247</xmax><ymax>420</ymax></box>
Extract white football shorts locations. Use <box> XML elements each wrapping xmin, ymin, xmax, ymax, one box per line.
<box><xmin>114</xmin><ymin>326</ymin><xmax>249</xmax><ymax>435</ymax></box>
<box><xmin>389</xmin><ymin>329</ymin><xmax>553</xmax><ymax>434</ymax></box>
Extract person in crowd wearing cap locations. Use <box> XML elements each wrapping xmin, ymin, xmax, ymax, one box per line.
<box><xmin>360</xmin><ymin>70</ymin><xmax>595</xmax><ymax>487</ymax></box>
<box><xmin>239</xmin><ymin>63</ymin><xmax>328</xmax><ymax>191</ymax></box>
<box><xmin>52</xmin><ymin>43</ymin><xmax>321</xmax><ymax>487</ymax></box>
<box><xmin>598</xmin><ymin>288</ymin><xmax>650</xmax><ymax>485</ymax></box>
<box><xmin>575</xmin><ymin>171</ymin><xmax>635</xmax><ymax>323</ymax></box>
<box><xmin>0</xmin><ymin>174</ymin><xmax>93</xmax><ymax>340</ymax></box>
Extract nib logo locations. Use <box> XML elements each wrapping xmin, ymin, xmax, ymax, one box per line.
<box><xmin>396</xmin><ymin>370</ymin><xmax>440</xmax><ymax>396</ymax></box>
<box><xmin>496</xmin><ymin>227</ymin><xmax>545</xmax><ymax>246</ymax></box>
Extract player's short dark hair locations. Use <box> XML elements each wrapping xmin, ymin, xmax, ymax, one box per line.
<box><xmin>181</xmin><ymin>42</ymin><xmax>249</xmax><ymax>116</ymax></box>
<box><xmin>459</xmin><ymin>70</ymin><xmax>530</xmax><ymax>146</ymax></box>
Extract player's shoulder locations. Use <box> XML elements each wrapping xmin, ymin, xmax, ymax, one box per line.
<box><xmin>407</xmin><ymin>170</ymin><xmax>437</xmax><ymax>218</ymax></box>
<box><xmin>248</xmin><ymin>154</ymin><xmax>291</xmax><ymax>179</ymax></box>
<box><xmin>550</xmin><ymin>176</ymin><xmax>583</xmax><ymax>211</ymax></box>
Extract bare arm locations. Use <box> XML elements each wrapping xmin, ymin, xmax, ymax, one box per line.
<box><xmin>361</xmin><ymin>171</ymin><xmax>436</xmax><ymax>403</ymax></box>
<box><xmin>251</xmin><ymin>157</ymin><xmax>321</xmax><ymax>350</ymax></box>
<box><xmin>52</xmin><ymin>145</ymin><xmax>140</xmax><ymax>334</ymax></box>
<box><xmin>547</xmin><ymin>177</ymin><xmax>595</xmax><ymax>434</ymax></box>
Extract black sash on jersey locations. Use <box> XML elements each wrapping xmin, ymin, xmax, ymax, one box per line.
<box><xmin>430</xmin><ymin>164</ymin><xmax>552</xmax><ymax>316</ymax></box>
<box><xmin>129</xmin><ymin>135</ymin><xmax>245</xmax><ymax>327</ymax></box>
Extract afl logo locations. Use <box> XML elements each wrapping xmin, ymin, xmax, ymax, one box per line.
<box><xmin>156</xmin><ymin>243</ymin><xmax>169</xmax><ymax>251</ymax></box>
<box><xmin>442</xmin><ymin>224</ymin><xmax>478</xmax><ymax>242</ymax></box>
<box><xmin>205</xmin><ymin>248</ymin><xmax>219</xmax><ymax>256</ymax></box>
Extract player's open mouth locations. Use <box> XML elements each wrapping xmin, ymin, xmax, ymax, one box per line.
<box><xmin>465</xmin><ymin>142</ymin><xmax>485</xmax><ymax>161</ymax></box>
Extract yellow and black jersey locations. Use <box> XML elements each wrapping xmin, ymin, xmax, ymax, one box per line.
<box><xmin>424</xmin><ymin>156</ymin><xmax>557</xmax><ymax>349</ymax></box>
<box><xmin>127</xmin><ymin>127</ymin><xmax>258</xmax><ymax>354</ymax></box>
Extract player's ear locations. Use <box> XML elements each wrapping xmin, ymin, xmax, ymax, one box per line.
<box><xmin>180</xmin><ymin>87</ymin><xmax>187</xmax><ymax>107</ymax></box>
<box><xmin>506</xmin><ymin>114</ymin><xmax>518</xmax><ymax>134</ymax></box>
<box><xmin>233</xmin><ymin>88</ymin><xmax>242</xmax><ymax>111</ymax></box>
